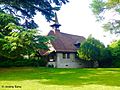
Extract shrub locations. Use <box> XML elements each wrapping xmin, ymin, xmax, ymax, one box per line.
<box><xmin>112</xmin><ymin>59</ymin><xmax>120</xmax><ymax>68</ymax></box>
<box><xmin>0</xmin><ymin>58</ymin><xmax>47</xmax><ymax>67</ymax></box>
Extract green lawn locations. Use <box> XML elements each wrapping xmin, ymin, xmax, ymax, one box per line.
<box><xmin>0</xmin><ymin>67</ymin><xmax>120</xmax><ymax>90</ymax></box>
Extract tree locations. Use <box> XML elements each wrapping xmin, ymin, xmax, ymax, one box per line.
<box><xmin>0</xmin><ymin>23</ymin><xmax>54</xmax><ymax>59</ymax></box>
<box><xmin>77</xmin><ymin>35</ymin><xmax>105</xmax><ymax>67</ymax></box>
<box><xmin>0</xmin><ymin>0</ymin><xmax>69</xmax><ymax>29</ymax></box>
<box><xmin>0</xmin><ymin>12</ymin><xmax>19</xmax><ymax>35</ymax></box>
<box><xmin>0</xmin><ymin>12</ymin><xmax>18</xmax><ymax>58</ymax></box>
<box><xmin>99</xmin><ymin>47</ymin><xmax>112</xmax><ymax>67</ymax></box>
<box><xmin>90</xmin><ymin>0</ymin><xmax>120</xmax><ymax>34</ymax></box>
<box><xmin>109</xmin><ymin>40</ymin><xmax>120</xmax><ymax>67</ymax></box>
<box><xmin>0</xmin><ymin>12</ymin><xmax>54</xmax><ymax>59</ymax></box>
<box><xmin>0</xmin><ymin>1</ymin><xmax>68</xmax><ymax>59</ymax></box>
<box><xmin>109</xmin><ymin>40</ymin><xmax>120</xmax><ymax>59</ymax></box>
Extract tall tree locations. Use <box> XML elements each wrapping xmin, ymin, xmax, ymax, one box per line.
<box><xmin>0</xmin><ymin>1</ymin><xmax>68</xmax><ymax>59</ymax></box>
<box><xmin>0</xmin><ymin>0</ymin><xmax>68</xmax><ymax>59</ymax></box>
<box><xmin>0</xmin><ymin>0</ymin><xmax>69</xmax><ymax>29</ymax></box>
<box><xmin>0</xmin><ymin>12</ymin><xmax>54</xmax><ymax>59</ymax></box>
<box><xmin>90</xmin><ymin>0</ymin><xmax>120</xmax><ymax>34</ymax></box>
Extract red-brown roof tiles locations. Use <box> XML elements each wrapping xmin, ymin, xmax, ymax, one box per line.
<box><xmin>48</xmin><ymin>30</ymin><xmax>85</xmax><ymax>52</ymax></box>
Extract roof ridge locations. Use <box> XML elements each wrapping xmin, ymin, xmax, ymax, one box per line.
<box><xmin>60</xmin><ymin>32</ymin><xmax>84</xmax><ymax>38</ymax></box>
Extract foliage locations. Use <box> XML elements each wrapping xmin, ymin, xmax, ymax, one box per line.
<box><xmin>0</xmin><ymin>12</ymin><xmax>19</xmax><ymax>35</ymax></box>
<box><xmin>1</xmin><ymin>24</ymin><xmax>53</xmax><ymax>59</ymax></box>
<box><xmin>98</xmin><ymin>47</ymin><xmax>113</xmax><ymax>67</ymax></box>
<box><xmin>77</xmin><ymin>35</ymin><xmax>105</xmax><ymax>61</ymax></box>
<box><xmin>90</xmin><ymin>0</ymin><xmax>120</xmax><ymax>34</ymax></box>
<box><xmin>109</xmin><ymin>40</ymin><xmax>120</xmax><ymax>67</ymax></box>
<box><xmin>0</xmin><ymin>0</ymin><xmax>69</xmax><ymax>29</ymax></box>
<box><xmin>90</xmin><ymin>0</ymin><xmax>120</xmax><ymax>67</ymax></box>
<box><xmin>0</xmin><ymin>58</ymin><xmax>47</xmax><ymax>67</ymax></box>
<box><xmin>90</xmin><ymin>0</ymin><xmax>106</xmax><ymax>20</ymax></box>
<box><xmin>109</xmin><ymin>40</ymin><xmax>120</xmax><ymax>59</ymax></box>
<box><xmin>0</xmin><ymin>13</ymin><xmax>54</xmax><ymax>59</ymax></box>
<box><xmin>0</xmin><ymin>1</ymin><xmax>64</xmax><ymax>60</ymax></box>
<box><xmin>77</xmin><ymin>35</ymin><xmax>113</xmax><ymax>67</ymax></box>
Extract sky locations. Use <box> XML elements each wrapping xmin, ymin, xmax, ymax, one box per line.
<box><xmin>34</xmin><ymin>0</ymin><xmax>119</xmax><ymax>46</ymax></box>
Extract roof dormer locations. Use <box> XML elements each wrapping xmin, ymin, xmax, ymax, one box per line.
<box><xmin>74</xmin><ymin>41</ymin><xmax>81</xmax><ymax>48</ymax></box>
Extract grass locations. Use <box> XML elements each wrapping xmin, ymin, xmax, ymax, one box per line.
<box><xmin>0</xmin><ymin>67</ymin><xmax>120</xmax><ymax>90</ymax></box>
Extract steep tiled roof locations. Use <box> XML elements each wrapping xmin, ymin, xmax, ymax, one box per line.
<box><xmin>48</xmin><ymin>30</ymin><xmax>85</xmax><ymax>52</ymax></box>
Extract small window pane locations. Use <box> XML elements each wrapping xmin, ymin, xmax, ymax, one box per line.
<box><xmin>67</xmin><ymin>53</ymin><xmax>70</xmax><ymax>59</ymax></box>
<box><xmin>63</xmin><ymin>53</ymin><xmax>66</xmax><ymax>59</ymax></box>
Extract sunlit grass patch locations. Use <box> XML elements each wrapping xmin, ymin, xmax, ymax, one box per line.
<box><xmin>0</xmin><ymin>67</ymin><xmax>120</xmax><ymax>90</ymax></box>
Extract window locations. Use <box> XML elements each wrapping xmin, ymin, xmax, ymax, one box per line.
<box><xmin>63</xmin><ymin>53</ymin><xmax>70</xmax><ymax>59</ymax></box>
<box><xmin>63</xmin><ymin>53</ymin><xmax>66</xmax><ymax>59</ymax></box>
<box><xmin>67</xmin><ymin>53</ymin><xmax>70</xmax><ymax>59</ymax></box>
<box><xmin>74</xmin><ymin>41</ymin><xmax>81</xmax><ymax>48</ymax></box>
<box><xmin>49</xmin><ymin>55</ymin><xmax>54</xmax><ymax>59</ymax></box>
<box><xmin>74</xmin><ymin>43</ymin><xmax>81</xmax><ymax>48</ymax></box>
<box><xmin>49</xmin><ymin>54</ymin><xmax>54</xmax><ymax>62</ymax></box>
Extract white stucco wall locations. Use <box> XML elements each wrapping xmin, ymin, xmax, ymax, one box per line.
<box><xmin>56</xmin><ymin>53</ymin><xmax>84</xmax><ymax>68</ymax></box>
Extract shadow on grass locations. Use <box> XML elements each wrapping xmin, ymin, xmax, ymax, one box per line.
<box><xmin>0</xmin><ymin>67</ymin><xmax>120</xmax><ymax>87</ymax></box>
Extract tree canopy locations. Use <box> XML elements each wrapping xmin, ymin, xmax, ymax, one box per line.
<box><xmin>109</xmin><ymin>40</ymin><xmax>120</xmax><ymax>60</ymax></box>
<box><xmin>77</xmin><ymin>35</ymin><xmax>113</xmax><ymax>67</ymax></box>
<box><xmin>0</xmin><ymin>0</ymin><xmax>69</xmax><ymax>59</ymax></box>
<box><xmin>0</xmin><ymin>12</ymin><xmax>54</xmax><ymax>59</ymax></box>
<box><xmin>108</xmin><ymin>40</ymin><xmax>120</xmax><ymax>67</ymax></box>
<box><xmin>90</xmin><ymin>0</ymin><xmax>120</xmax><ymax>34</ymax></box>
<box><xmin>0</xmin><ymin>0</ymin><xmax>69</xmax><ymax>29</ymax></box>
<box><xmin>77</xmin><ymin>35</ymin><xmax>105</xmax><ymax>61</ymax></box>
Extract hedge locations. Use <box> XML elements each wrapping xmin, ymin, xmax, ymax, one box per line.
<box><xmin>0</xmin><ymin>58</ymin><xmax>47</xmax><ymax>67</ymax></box>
